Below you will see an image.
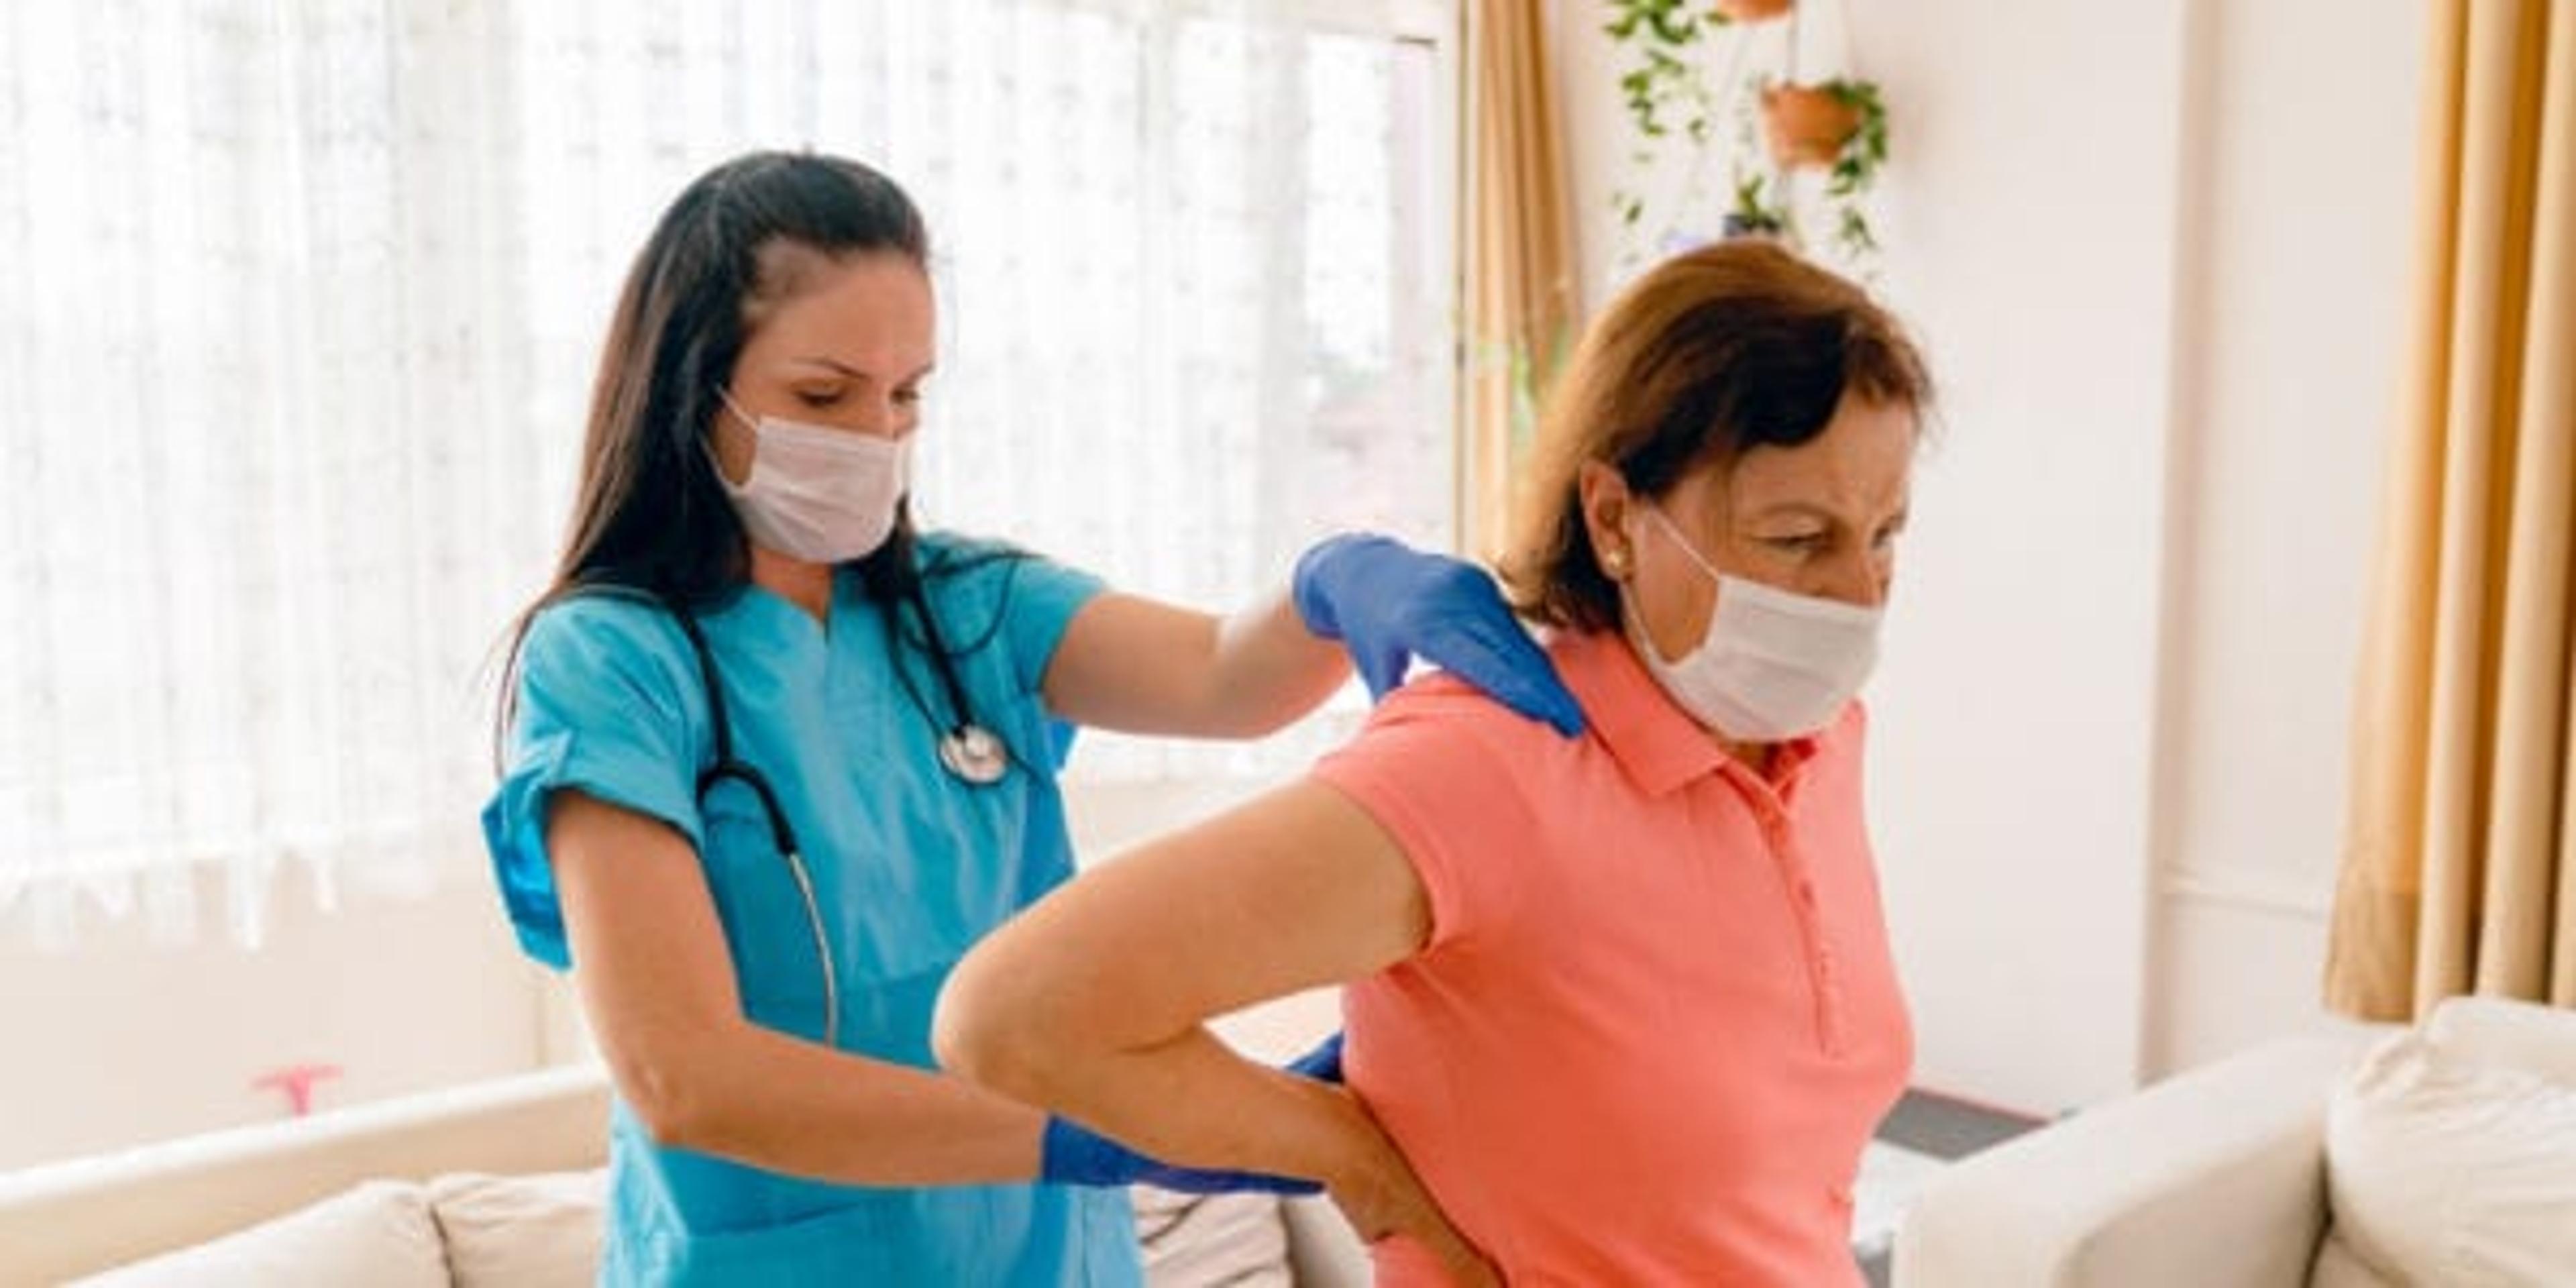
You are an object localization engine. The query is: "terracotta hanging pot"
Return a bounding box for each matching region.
[1761,83,1862,170]
[1714,0,1794,21]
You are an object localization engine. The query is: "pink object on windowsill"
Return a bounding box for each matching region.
[253,1063,343,1117]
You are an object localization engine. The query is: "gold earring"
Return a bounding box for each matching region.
[1601,547,1629,577]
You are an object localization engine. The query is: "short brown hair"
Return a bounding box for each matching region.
[1501,241,1931,632]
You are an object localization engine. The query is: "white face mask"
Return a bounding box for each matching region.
[712,391,911,564]
[1626,504,1883,741]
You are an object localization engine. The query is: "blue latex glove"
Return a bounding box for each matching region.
[1293,533,1585,737]
[1039,1117,1318,1195]
[1287,1030,1342,1083]
[1038,1031,1348,1195]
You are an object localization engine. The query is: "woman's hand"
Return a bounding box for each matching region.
[1318,1090,1501,1287]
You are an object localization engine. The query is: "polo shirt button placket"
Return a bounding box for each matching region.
[1815,943,1850,1057]
[1764,819,1847,1057]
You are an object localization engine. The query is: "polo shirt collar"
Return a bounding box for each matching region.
[1553,627,1823,799]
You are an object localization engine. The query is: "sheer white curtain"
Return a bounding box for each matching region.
[0,0,1456,947]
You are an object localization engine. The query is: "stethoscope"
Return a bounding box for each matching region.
[657,586,1009,1051]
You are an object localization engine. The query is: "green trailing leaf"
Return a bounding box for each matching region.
[1605,0,1704,50]
[1822,78,1890,188]
[1835,205,1878,259]
[1727,172,1788,235]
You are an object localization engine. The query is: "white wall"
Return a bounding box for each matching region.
[1558,0,2418,1113]
[2139,0,2418,1077]
[0,868,546,1171]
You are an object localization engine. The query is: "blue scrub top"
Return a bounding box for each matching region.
[481,533,1141,1287]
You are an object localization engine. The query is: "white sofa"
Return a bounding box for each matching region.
[0,1063,1369,1287]
[1895,997,2576,1287]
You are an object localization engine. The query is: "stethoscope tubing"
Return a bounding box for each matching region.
[650,584,999,1053]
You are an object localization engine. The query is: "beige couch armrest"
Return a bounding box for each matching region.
[1282,1193,1368,1288]
[1894,1024,2392,1288]
[0,1064,610,1285]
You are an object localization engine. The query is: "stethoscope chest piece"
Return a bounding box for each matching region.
[938,723,1010,786]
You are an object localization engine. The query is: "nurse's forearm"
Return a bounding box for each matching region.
[638,1020,1046,1186]
[1038,592,1347,738]
[1205,590,1355,731]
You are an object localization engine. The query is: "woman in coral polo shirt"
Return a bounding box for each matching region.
[935,240,1929,1286]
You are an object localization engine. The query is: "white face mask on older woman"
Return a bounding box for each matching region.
[1626,504,1882,742]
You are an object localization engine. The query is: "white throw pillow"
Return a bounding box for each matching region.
[2426,996,2576,1083]
[1133,1186,1293,1288]
[68,1180,448,1288]
[428,1168,604,1288]
[2325,1028,2576,1287]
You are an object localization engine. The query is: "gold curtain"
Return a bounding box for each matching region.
[2325,0,2576,1020]
[1459,0,1579,560]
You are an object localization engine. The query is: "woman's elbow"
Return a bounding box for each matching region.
[931,953,1064,1104]
[604,1034,724,1149]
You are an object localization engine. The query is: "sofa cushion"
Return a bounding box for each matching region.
[428,1168,604,1288]
[2325,1026,2576,1285]
[58,1163,1332,1287]
[2424,996,2576,1082]
[2308,1227,2400,1288]
[1133,1186,1293,1287]
[68,1179,447,1288]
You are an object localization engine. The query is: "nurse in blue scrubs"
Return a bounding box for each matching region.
[482,152,1580,1285]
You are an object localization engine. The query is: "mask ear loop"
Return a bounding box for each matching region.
[714,386,758,432]
[1627,503,1729,669]
[704,388,760,491]
[1640,503,1729,583]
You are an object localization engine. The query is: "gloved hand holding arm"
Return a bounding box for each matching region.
[1041,533,1578,745]
[1295,533,1584,736]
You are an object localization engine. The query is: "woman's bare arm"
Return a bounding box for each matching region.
[932,778,1495,1281]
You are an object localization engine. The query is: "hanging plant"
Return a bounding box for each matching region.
[1760,76,1886,258]
[1603,1,1891,268]
[1819,78,1889,257]
[1606,0,1719,146]
[1760,82,1861,168]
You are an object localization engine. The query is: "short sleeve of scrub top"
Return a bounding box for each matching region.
[482,596,710,971]
[922,535,1105,695]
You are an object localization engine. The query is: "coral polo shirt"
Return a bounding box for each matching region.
[1311,627,1913,1286]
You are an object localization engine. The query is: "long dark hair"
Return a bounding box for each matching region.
[494,152,954,755]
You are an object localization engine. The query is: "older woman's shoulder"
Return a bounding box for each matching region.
[1360,671,1579,754]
